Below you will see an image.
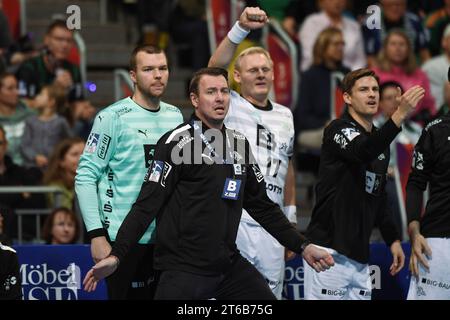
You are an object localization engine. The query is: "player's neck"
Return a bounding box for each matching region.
[132,91,160,111]
[194,112,223,130]
[243,94,268,108]
[349,108,373,132]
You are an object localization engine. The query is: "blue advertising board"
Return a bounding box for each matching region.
[13,243,412,300]
[14,245,107,300]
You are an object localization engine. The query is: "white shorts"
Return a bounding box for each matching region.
[236,221,285,299]
[303,245,372,300]
[407,237,450,300]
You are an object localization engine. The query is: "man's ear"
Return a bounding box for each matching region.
[343,92,351,105]
[129,70,137,85]
[233,69,241,84]
[190,92,199,109]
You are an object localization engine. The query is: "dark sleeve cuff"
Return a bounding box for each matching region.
[87,228,108,240]
[385,118,402,134]
[406,185,423,224]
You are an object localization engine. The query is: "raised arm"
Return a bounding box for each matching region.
[208,7,268,69]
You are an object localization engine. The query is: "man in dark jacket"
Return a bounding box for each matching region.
[83,67,334,299]
[304,68,424,300]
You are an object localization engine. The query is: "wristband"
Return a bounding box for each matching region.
[227,21,250,44]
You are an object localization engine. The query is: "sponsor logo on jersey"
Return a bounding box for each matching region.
[138,129,149,138]
[176,135,194,149]
[161,162,172,187]
[257,124,276,150]
[116,106,132,117]
[365,171,383,195]
[377,153,386,161]
[341,127,360,141]
[233,164,242,175]
[413,151,424,170]
[321,288,345,296]
[144,144,156,168]
[251,164,265,183]
[266,183,283,194]
[232,132,246,140]
[97,134,111,159]
[425,118,442,131]
[421,277,450,289]
[333,133,348,149]
[279,142,288,152]
[148,160,164,183]
[86,133,100,153]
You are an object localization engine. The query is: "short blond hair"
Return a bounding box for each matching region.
[234,47,273,71]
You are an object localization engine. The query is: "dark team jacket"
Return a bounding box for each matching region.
[306,111,401,264]
[16,54,83,101]
[110,115,307,275]
[0,244,21,300]
[406,113,450,238]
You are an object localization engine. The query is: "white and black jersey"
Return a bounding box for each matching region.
[406,113,450,237]
[224,91,295,224]
[0,243,21,300]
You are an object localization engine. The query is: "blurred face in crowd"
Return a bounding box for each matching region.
[0,75,19,108]
[130,52,169,100]
[234,53,274,106]
[386,33,409,65]
[60,142,84,175]
[344,76,380,119]
[191,74,230,128]
[320,0,346,17]
[34,87,52,110]
[51,211,76,244]
[442,34,450,56]
[0,130,8,162]
[380,86,399,118]
[325,32,345,64]
[72,100,96,121]
[45,26,74,60]
[382,0,406,23]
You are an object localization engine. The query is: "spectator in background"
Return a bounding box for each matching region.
[362,0,430,67]
[256,0,317,39]
[438,81,450,116]
[169,0,210,70]
[16,20,83,107]
[0,4,13,66]
[137,0,174,49]
[294,27,350,173]
[0,125,44,242]
[42,207,79,244]
[299,0,366,71]
[425,0,450,57]
[373,81,422,239]
[63,99,96,141]
[373,29,436,125]
[20,84,72,169]
[43,137,84,210]
[0,73,34,165]
[422,24,450,110]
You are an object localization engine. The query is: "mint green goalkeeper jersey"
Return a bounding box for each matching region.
[75,97,183,243]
